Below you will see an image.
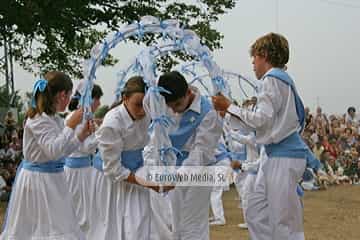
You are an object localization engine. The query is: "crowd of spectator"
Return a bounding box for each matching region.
[0,111,23,201]
[303,106,360,189]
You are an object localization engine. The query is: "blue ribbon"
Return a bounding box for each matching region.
[148,115,175,133]
[212,75,227,94]
[137,22,145,39]
[31,79,48,108]
[160,21,168,40]
[149,86,172,95]
[159,146,183,166]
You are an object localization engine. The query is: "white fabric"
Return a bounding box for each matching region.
[86,169,124,240]
[167,89,222,240]
[23,113,81,162]
[227,68,300,145]
[246,155,306,240]
[210,187,225,222]
[170,88,223,167]
[0,113,84,240]
[96,104,150,182]
[170,187,212,240]
[96,104,152,239]
[226,68,306,240]
[65,112,98,158]
[64,166,96,234]
[150,192,173,240]
[63,111,98,235]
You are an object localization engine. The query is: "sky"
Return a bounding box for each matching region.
[8,0,360,115]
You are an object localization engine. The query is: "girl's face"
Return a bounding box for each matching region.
[56,90,72,112]
[123,92,145,120]
[91,97,101,112]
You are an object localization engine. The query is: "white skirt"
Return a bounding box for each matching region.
[64,166,96,234]
[0,169,85,240]
[86,168,125,240]
[123,182,151,240]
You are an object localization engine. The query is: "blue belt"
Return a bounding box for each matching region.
[65,156,92,168]
[22,158,65,173]
[93,153,103,171]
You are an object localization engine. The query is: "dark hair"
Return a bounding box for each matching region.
[345,127,353,134]
[27,71,73,118]
[68,84,103,111]
[157,71,188,103]
[347,107,356,114]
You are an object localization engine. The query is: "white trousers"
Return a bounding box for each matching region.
[150,191,173,240]
[170,186,211,240]
[210,187,225,221]
[246,156,306,240]
[242,173,257,223]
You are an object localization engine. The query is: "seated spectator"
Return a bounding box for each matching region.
[0,169,11,201]
[345,106,360,126]
[313,141,324,160]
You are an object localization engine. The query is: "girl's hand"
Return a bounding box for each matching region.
[77,120,95,142]
[67,108,84,129]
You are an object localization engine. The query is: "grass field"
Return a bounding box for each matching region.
[0,185,359,239]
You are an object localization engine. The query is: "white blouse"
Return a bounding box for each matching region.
[96,104,151,182]
[23,113,81,163]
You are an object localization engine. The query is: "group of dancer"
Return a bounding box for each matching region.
[1,32,316,240]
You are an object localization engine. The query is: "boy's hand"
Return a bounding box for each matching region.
[212,94,231,112]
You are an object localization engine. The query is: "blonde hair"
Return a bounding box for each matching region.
[250,32,289,68]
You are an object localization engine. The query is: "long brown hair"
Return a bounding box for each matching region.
[120,76,146,103]
[27,71,73,118]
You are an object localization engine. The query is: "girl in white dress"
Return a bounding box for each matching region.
[95,76,161,240]
[64,83,103,235]
[0,71,93,240]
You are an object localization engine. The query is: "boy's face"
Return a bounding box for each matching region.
[167,89,192,113]
[252,55,268,80]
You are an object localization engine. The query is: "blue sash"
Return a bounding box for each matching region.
[65,156,92,168]
[263,68,305,132]
[169,96,212,166]
[93,149,144,172]
[93,152,103,171]
[121,149,144,172]
[2,157,65,232]
[215,143,247,163]
[263,69,320,170]
[265,132,320,170]
[22,158,65,173]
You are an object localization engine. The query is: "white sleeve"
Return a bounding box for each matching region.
[78,134,98,154]
[31,118,81,160]
[65,116,98,155]
[96,125,131,182]
[181,110,223,166]
[227,77,283,129]
[237,133,256,146]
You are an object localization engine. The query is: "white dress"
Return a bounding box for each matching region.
[0,113,85,240]
[95,104,152,240]
[63,111,98,235]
